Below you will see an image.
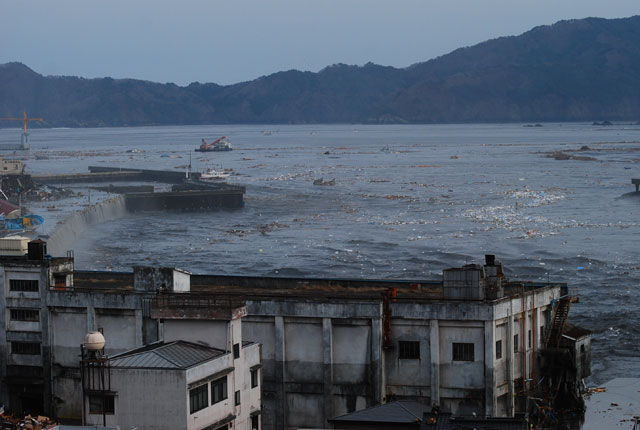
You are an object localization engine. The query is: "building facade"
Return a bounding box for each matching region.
[0,246,589,430]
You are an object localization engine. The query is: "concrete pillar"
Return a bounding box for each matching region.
[370,317,384,404]
[322,318,333,425]
[506,311,515,416]
[274,316,286,430]
[429,319,440,407]
[484,320,496,416]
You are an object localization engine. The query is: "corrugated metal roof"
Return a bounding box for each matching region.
[109,341,226,369]
[331,401,430,424]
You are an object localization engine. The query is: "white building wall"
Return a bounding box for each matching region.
[86,368,187,430]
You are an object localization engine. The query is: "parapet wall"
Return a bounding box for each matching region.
[47,196,127,257]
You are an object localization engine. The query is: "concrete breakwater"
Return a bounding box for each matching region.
[47,196,127,257]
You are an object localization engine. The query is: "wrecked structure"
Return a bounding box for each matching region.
[0,246,590,430]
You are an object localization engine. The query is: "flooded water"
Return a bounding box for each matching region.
[2,122,639,385]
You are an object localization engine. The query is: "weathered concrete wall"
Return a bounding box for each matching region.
[47,196,126,257]
[87,368,186,430]
[164,319,229,350]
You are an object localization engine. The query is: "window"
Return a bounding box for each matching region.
[452,343,474,361]
[211,376,228,404]
[53,274,67,287]
[235,390,240,406]
[540,326,545,344]
[251,368,259,388]
[233,343,240,359]
[528,330,532,349]
[496,340,502,360]
[398,341,420,359]
[189,384,208,414]
[89,395,115,414]
[9,279,39,292]
[10,309,39,322]
[251,415,259,430]
[514,334,519,353]
[11,342,40,355]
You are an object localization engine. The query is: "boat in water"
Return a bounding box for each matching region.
[200,167,230,181]
[195,136,232,152]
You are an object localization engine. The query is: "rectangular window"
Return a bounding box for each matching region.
[53,274,67,287]
[10,309,39,322]
[11,342,41,355]
[452,342,474,361]
[514,334,519,353]
[251,415,259,430]
[9,279,39,292]
[235,390,240,406]
[540,326,545,344]
[211,376,228,405]
[189,384,208,414]
[398,341,420,359]
[251,368,259,388]
[528,329,532,349]
[233,343,240,359]
[89,395,115,414]
[496,340,502,360]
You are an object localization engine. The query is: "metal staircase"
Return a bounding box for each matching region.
[545,296,571,347]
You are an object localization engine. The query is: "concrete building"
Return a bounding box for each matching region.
[0,246,589,430]
[83,339,261,430]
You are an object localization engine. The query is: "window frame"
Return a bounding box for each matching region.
[452,342,475,362]
[189,383,209,414]
[233,343,240,359]
[10,308,40,322]
[211,376,228,405]
[398,340,420,360]
[11,341,41,355]
[88,394,115,415]
[251,368,259,388]
[9,279,39,292]
[495,339,502,360]
[514,334,519,353]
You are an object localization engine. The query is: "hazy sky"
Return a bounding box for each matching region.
[1,1,638,86]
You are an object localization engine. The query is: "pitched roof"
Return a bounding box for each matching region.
[109,340,226,369]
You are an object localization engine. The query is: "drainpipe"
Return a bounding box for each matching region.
[521,286,526,392]
[532,287,536,385]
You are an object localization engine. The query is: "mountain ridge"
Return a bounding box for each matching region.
[1,15,640,127]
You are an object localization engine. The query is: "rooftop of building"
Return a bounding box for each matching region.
[330,400,528,429]
[108,340,226,370]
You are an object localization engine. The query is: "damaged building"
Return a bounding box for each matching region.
[0,243,590,430]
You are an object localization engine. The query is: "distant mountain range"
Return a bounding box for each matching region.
[2,15,640,127]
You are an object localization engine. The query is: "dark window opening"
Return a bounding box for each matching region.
[528,329,532,349]
[251,369,259,388]
[233,343,240,359]
[398,341,420,359]
[10,309,39,322]
[88,395,115,414]
[11,342,41,355]
[540,326,545,344]
[514,334,519,353]
[235,390,240,406]
[211,376,228,405]
[496,340,502,360]
[53,274,67,287]
[189,384,208,414]
[251,415,259,430]
[452,342,474,361]
[9,279,39,292]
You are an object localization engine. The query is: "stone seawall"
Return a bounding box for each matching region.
[47,196,127,257]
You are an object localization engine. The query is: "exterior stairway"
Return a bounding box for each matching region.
[545,297,571,348]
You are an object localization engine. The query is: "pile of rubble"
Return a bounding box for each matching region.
[0,413,57,429]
